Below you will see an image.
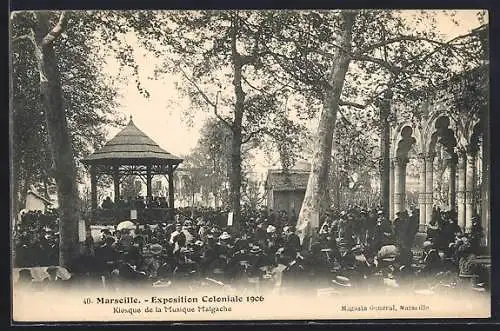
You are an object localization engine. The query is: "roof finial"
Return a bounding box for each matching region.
[129,115,133,123]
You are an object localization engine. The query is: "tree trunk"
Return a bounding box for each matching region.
[229,15,244,232]
[10,31,18,267]
[19,167,31,211]
[296,11,356,244]
[379,89,392,218]
[33,11,80,268]
[230,119,243,232]
[330,156,341,210]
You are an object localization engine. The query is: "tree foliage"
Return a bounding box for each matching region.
[117,10,309,227]
[120,176,143,201]
[11,11,127,212]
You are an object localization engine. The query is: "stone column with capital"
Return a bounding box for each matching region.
[400,158,408,210]
[457,151,467,230]
[418,153,427,231]
[448,156,458,211]
[465,151,477,232]
[393,157,402,217]
[481,114,490,250]
[389,159,395,222]
[425,153,435,226]
[393,156,408,217]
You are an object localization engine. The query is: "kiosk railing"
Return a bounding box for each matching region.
[89,208,174,225]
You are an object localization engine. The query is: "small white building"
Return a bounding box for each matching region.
[25,190,53,213]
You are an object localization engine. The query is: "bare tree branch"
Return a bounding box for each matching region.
[346,38,461,109]
[177,66,215,107]
[240,52,270,67]
[242,127,267,144]
[40,11,70,48]
[352,54,402,74]
[241,75,276,96]
[213,91,234,131]
[339,100,367,109]
[358,28,482,55]
[11,34,36,45]
[177,65,234,130]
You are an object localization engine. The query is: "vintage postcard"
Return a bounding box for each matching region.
[10,9,490,322]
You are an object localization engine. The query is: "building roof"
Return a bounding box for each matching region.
[27,190,53,205]
[267,160,311,173]
[82,117,183,165]
[266,161,311,191]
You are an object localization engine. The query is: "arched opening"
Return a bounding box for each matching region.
[392,125,417,218]
[425,115,458,228]
[464,122,483,233]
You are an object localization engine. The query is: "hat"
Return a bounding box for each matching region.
[250,246,262,254]
[332,275,351,287]
[219,232,231,240]
[149,244,163,255]
[266,225,276,233]
[377,210,384,215]
[212,268,225,274]
[422,241,433,249]
[340,211,346,216]
[153,280,172,288]
[381,257,396,263]
[351,245,363,253]
[194,240,204,246]
[180,247,194,254]
[46,266,59,275]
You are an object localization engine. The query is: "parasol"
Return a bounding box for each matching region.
[117,220,135,231]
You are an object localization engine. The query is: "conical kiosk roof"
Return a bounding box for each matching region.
[82,117,182,165]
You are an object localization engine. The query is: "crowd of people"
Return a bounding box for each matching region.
[101,196,170,210]
[14,209,59,267]
[14,204,488,294]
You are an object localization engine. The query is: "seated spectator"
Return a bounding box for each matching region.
[420,241,442,274]
[102,197,114,209]
[159,197,168,208]
[17,269,34,288]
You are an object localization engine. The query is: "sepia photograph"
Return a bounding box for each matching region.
[10,9,491,322]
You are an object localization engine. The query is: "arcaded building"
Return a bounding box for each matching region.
[388,65,489,247]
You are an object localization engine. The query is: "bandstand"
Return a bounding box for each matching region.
[82,116,183,224]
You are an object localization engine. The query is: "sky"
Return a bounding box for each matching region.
[101,9,487,176]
